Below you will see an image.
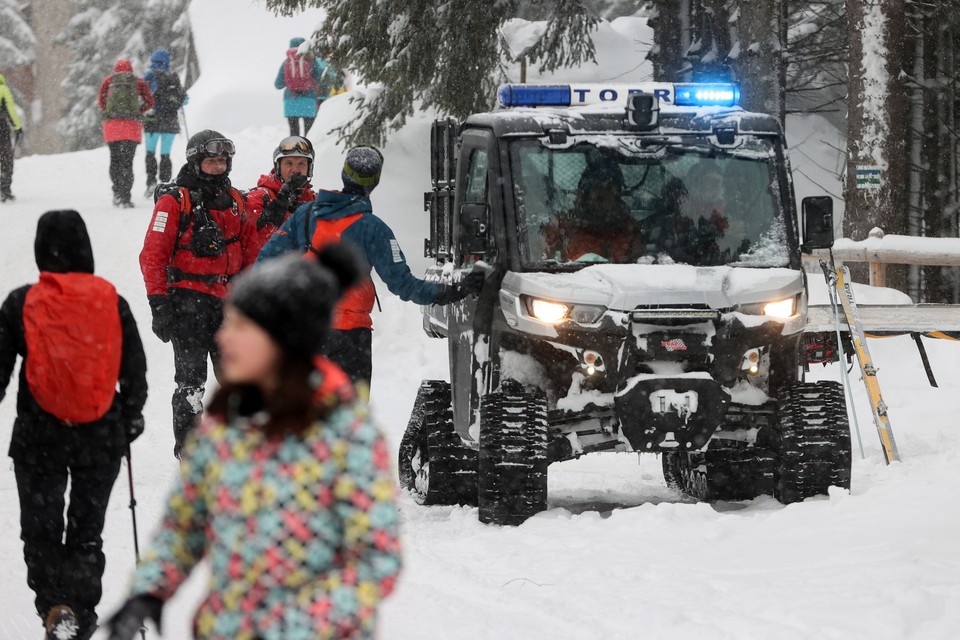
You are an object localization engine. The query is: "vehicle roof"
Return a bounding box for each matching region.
[463,105,783,138]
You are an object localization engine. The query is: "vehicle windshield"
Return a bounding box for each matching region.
[510,136,790,269]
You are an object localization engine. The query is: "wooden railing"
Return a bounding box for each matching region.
[803,227,960,287]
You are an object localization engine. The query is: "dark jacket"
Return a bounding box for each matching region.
[0,211,148,466]
[257,189,443,330]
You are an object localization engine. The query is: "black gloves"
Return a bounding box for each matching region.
[126,415,145,443]
[14,129,23,148]
[257,198,288,230]
[148,295,174,343]
[276,173,309,209]
[434,266,486,305]
[107,595,163,640]
[259,174,309,230]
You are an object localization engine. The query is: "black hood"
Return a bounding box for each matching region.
[175,164,235,209]
[34,210,94,274]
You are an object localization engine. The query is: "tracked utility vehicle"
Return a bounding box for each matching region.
[398,82,850,525]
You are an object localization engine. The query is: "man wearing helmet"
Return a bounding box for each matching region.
[139,129,260,458]
[245,135,317,253]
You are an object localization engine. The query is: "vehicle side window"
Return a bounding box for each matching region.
[464,148,489,204]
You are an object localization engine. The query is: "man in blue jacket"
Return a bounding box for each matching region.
[258,146,483,384]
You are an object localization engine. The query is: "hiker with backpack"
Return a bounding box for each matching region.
[140,129,260,458]
[98,59,154,208]
[143,49,188,196]
[257,146,485,385]
[0,210,148,640]
[245,135,317,253]
[106,247,401,640]
[275,37,327,137]
[0,72,24,202]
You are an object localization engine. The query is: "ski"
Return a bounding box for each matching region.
[832,264,901,464]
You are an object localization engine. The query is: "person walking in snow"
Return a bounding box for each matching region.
[98,59,154,208]
[106,246,402,640]
[275,37,327,137]
[245,134,317,254]
[0,72,24,202]
[140,129,259,458]
[258,146,485,385]
[142,49,187,196]
[0,210,148,640]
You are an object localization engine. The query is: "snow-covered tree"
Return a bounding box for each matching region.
[0,0,36,69]
[57,0,192,150]
[266,0,599,145]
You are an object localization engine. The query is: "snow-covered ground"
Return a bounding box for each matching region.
[1,2,959,639]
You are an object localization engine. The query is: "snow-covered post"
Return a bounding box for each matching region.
[845,0,909,290]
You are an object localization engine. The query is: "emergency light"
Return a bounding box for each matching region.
[497,82,741,109]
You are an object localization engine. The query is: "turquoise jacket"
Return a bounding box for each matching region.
[275,37,328,118]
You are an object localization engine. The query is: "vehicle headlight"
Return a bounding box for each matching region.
[738,296,797,319]
[762,298,796,318]
[527,298,570,324]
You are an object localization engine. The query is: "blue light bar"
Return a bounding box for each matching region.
[497,84,571,107]
[673,83,740,107]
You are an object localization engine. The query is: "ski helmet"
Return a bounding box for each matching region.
[186,129,235,180]
[273,136,315,180]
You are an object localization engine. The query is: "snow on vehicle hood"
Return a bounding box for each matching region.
[503,264,802,310]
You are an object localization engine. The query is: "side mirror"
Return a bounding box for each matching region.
[801,196,834,252]
[459,203,489,255]
[626,93,659,130]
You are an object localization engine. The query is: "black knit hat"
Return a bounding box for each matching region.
[229,244,366,359]
[341,146,383,195]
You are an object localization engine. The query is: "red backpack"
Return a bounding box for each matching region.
[284,49,318,94]
[23,272,122,424]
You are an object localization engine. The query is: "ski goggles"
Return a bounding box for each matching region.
[277,136,314,156]
[188,138,236,158]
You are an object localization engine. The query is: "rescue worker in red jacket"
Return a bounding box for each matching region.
[245,135,317,254]
[97,59,154,208]
[139,129,259,458]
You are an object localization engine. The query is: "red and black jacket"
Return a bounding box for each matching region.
[140,166,260,299]
[245,170,316,255]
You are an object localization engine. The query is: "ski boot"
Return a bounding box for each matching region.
[45,604,79,640]
[0,191,13,202]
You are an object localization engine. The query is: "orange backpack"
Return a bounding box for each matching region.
[23,272,122,424]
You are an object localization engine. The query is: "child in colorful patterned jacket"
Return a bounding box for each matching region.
[107,244,402,640]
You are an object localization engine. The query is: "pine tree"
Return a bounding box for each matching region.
[0,0,36,69]
[266,0,599,145]
[56,0,191,150]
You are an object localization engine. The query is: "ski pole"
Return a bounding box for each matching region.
[125,449,148,640]
[821,257,865,459]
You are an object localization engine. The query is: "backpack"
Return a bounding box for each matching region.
[104,72,141,120]
[284,49,318,95]
[153,71,184,114]
[155,184,245,259]
[23,272,122,424]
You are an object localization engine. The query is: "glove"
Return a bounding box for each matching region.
[148,295,174,343]
[433,267,486,305]
[14,129,23,148]
[126,415,145,444]
[276,173,309,209]
[257,198,288,230]
[107,595,163,640]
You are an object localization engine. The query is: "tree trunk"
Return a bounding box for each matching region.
[649,0,686,81]
[845,0,909,292]
[737,0,785,123]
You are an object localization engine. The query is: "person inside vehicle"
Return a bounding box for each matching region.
[542,162,643,263]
